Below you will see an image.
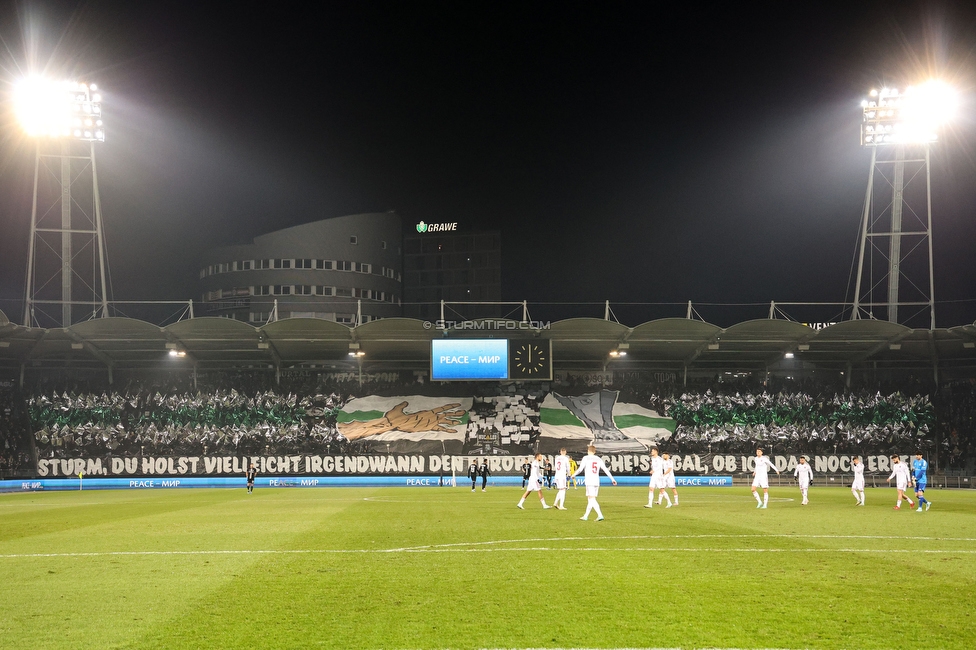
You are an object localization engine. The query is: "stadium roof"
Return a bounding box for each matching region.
[1,309,974,376]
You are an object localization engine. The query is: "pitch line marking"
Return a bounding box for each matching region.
[2,547,975,559]
[2,533,974,559]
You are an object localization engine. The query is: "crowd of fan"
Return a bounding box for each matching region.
[2,371,973,471]
[0,385,34,476]
[936,379,976,471]
[660,389,933,458]
[29,387,347,458]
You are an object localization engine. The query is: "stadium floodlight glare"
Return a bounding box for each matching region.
[13,76,105,141]
[861,80,957,146]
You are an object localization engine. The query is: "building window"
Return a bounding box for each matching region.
[381,241,387,249]
[336,314,355,324]
[315,260,333,270]
[337,261,352,271]
[355,262,371,273]
[258,259,271,270]
[255,285,271,296]
[314,286,334,296]
[240,260,253,270]
[199,269,206,279]
[336,287,352,298]
[273,259,292,269]
[273,285,293,295]
[296,285,312,295]
[295,258,312,269]
[350,236,358,245]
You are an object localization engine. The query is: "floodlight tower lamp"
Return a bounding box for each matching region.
[18,76,110,328]
[853,79,954,329]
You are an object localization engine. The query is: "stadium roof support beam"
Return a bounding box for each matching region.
[65,329,115,383]
[684,334,720,367]
[764,330,818,367]
[160,328,198,367]
[851,329,914,364]
[257,333,282,383]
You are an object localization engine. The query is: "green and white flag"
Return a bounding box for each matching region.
[337,396,472,442]
[540,390,674,448]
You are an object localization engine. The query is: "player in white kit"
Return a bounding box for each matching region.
[851,456,865,506]
[644,447,670,508]
[517,453,550,510]
[751,448,780,508]
[573,444,616,521]
[662,452,679,506]
[886,455,914,510]
[552,448,571,510]
[793,456,813,505]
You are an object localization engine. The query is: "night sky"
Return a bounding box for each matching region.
[1,1,975,327]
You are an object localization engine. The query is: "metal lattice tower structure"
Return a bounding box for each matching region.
[18,80,109,328]
[852,83,954,330]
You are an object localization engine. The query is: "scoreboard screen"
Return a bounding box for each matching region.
[430,339,551,381]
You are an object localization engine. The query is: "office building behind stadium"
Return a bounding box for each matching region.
[198,212,402,325]
[403,223,501,322]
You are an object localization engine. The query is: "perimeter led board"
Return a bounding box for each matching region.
[431,339,508,380]
[430,339,552,381]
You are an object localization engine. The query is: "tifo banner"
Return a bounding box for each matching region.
[336,395,472,453]
[34,452,904,478]
[337,396,471,439]
[540,390,675,453]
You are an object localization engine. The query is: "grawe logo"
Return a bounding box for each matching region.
[416,221,458,233]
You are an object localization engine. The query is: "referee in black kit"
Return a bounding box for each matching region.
[246,462,257,493]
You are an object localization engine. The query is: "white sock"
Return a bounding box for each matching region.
[657,494,663,505]
[763,493,768,505]
[647,492,654,507]
[801,488,808,501]
[583,499,594,519]
[673,494,679,505]
[852,488,859,500]
[859,492,865,504]
[593,501,604,518]
[662,492,672,506]
[518,499,524,506]
[754,492,762,504]
[897,499,902,507]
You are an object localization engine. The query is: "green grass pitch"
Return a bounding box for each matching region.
[1,484,974,649]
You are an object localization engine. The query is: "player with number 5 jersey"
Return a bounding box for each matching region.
[573,445,616,521]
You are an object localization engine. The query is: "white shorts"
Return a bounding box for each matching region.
[798,479,810,489]
[650,475,664,489]
[665,476,676,489]
[585,485,600,498]
[555,476,567,490]
[527,479,542,492]
[896,480,909,491]
[852,477,864,491]
[752,477,769,489]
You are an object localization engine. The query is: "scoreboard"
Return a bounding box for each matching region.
[430,339,552,381]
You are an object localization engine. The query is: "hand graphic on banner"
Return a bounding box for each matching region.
[338,402,467,440]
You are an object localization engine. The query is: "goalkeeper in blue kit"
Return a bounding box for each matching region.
[912,453,931,512]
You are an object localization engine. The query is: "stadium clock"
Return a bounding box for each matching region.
[509,340,551,380]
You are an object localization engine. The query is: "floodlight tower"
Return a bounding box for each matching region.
[852,81,956,329]
[15,78,109,327]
